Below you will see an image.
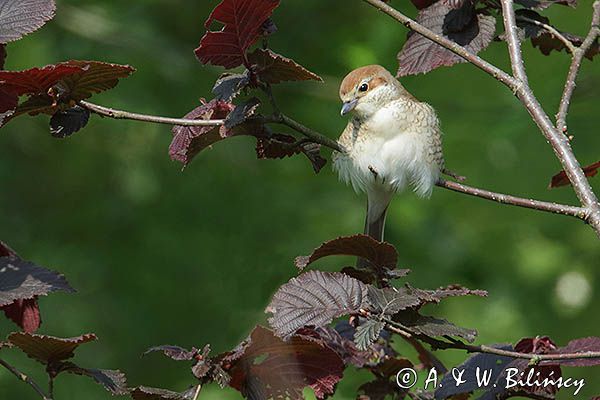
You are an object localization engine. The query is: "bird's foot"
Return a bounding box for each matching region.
[443,168,467,182]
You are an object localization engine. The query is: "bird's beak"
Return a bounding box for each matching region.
[340,99,358,116]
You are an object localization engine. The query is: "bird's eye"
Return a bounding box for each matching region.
[358,83,368,92]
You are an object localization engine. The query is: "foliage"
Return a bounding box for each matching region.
[0,0,599,399]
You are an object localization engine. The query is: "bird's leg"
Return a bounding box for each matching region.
[442,168,467,182]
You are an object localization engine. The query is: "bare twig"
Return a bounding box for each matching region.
[499,0,600,237]
[383,320,600,363]
[515,15,577,54]
[263,114,346,153]
[79,100,225,127]
[192,384,202,400]
[0,358,52,400]
[80,100,344,153]
[556,1,600,134]
[437,179,587,218]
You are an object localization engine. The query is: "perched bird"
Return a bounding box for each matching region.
[333,65,446,242]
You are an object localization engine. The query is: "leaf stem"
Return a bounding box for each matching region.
[0,358,52,400]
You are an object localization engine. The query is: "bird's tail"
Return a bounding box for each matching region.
[357,190,392,268]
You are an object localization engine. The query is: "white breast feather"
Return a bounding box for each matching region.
[334,99,441,199]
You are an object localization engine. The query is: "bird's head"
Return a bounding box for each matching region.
[339,65,407,118]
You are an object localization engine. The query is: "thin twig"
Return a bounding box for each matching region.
[263,114,346,153]
[192,384,202,400]
[437,179,587,218]
[360,0,518,89]
[515,15,577,54]
[499,0,600,237]
[0,358,52,400]
[80,100,344,154]
[79,100,225,127]
[383,321,600,363]
[556,0,600,134]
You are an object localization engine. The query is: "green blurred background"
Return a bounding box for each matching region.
[0,0,598,398]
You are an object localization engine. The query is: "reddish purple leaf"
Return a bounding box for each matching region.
[65,366,129,395]
[0,0,56,43]
[0,64,83,96]
[195,0,281,69]
[8,332,97,364]
[549,160,600,188]
[542,337,600,367]
[266,270,369,338]
[256,133,327,173]
[2,297,41,333]
[224,326,344,400]
[169,99,236,165]
[295,234,398,271]
[0,241,17,257]
[397,2,496,76]
[247,49,322,84]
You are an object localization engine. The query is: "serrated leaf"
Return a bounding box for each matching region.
[224,326,344,400]
[50,105,90,138]
[212,72,250,102]
[367,286,422,315]
[255,133,327,173]
[1,61,134,125]
[266,270,369,338]
[143,345,198,361]
[53,60,135,101]
[532,32,599,60]
[65,365,128,396]
[0,256,75,307]
[0,0,56,44]
[295,234,398,271]
[354,319,385,351]
[169,99,235,166]
[396,309,477,342]
[542,337,600,367]
[2,297,40,333]
[224,97,260,129]
[398,2,496,76]
[195,0,281,69]
[247,49,322,84]
[0,64,83,97]
[9,332,97,364]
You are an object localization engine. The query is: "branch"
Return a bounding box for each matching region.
[499,0,600,237]
[437,179,587,218]
[266,114,346,153]
[383,320,600,363]
[360,0,518,89]
[500,0,529,84]
[0,358,52,400]
[515,15,577,54]
[79,100,225,127]
[556,0,600,134]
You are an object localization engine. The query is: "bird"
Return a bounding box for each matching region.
[333,64,449,242]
